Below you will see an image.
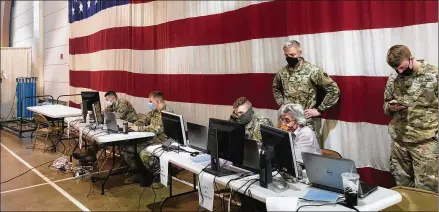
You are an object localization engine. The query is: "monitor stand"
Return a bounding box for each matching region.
[204,129,235,177]
[260,147,274,188]
[260,152,291,192]
[204,166,235,177]
[259,148,295,192]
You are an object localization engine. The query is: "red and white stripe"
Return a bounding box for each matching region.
[68,0,439,188]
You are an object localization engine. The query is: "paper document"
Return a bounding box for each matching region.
[159,153,171,187]
[198,172,215,211]
[191,154,210,163]
[266,197,298,211]
[303,188,340,202]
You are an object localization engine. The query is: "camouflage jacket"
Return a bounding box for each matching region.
[103,99,137,123]
[229,112,273,143]
[272,61,340,129]
[134,105,173,142]
[384,62,438,143]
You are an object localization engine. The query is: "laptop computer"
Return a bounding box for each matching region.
[187,122,208,153]
[104,112,123,133]
[302,152,378,198]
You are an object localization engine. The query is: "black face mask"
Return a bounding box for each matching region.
[286,57,300,67]
[238,107,254,124]
[395,68,414,76]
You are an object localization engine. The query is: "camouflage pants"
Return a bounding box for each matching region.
[120,140,151,170]
[139,139,163,175]
[389,138,438,192]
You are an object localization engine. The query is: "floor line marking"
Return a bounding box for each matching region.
[1,143,90,211]
[1,169,113,194]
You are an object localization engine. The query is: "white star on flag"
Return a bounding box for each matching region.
[72,7,75,15]
[79,2,83,12]
[87,0,91,9]
[95,0,98,5]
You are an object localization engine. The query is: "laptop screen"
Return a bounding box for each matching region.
[187,122,208,152]
[302,152,356,193]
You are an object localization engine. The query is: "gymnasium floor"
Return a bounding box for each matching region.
[0,130,235,211]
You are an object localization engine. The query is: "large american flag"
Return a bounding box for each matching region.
[68,0,438,188]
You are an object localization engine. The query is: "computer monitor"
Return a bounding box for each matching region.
[260,124,298,190]
[92,101,103,125]
[161,111,187,146]
[204,118,245,177]
[240,139,261,173]
[81,91,100,122]
[187,122,208,153]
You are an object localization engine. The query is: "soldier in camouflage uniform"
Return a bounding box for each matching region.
[122,91,173,184]
[130,91,174,179]
[272,40,340,135]
[104,91,137,123]
[384,45,438,192]
[229,97,273,144]
[74,91,138,175]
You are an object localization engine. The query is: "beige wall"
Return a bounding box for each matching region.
[7,1,72,98]
[43,1,69,100]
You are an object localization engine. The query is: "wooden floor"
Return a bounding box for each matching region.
[0,129,236,211]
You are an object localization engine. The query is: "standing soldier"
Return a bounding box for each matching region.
[272,40,340,138]
[384,45,438,192]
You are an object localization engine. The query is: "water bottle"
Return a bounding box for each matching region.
[123,121,128,134]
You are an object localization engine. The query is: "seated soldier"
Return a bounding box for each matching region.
[72,91,137,164]
[230,98,273,212]
[278,103,322,163]
[229,97,273,144]
[130,91,173,185]
[104,91,137,123]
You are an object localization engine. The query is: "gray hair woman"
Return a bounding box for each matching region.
[278,104,322,163]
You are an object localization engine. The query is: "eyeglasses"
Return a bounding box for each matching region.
[281,119,295,125]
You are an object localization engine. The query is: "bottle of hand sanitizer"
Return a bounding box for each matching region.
[85,111,91,125]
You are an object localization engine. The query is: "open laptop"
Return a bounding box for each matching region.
[187,122,208,153]
[302,152,378,198]
[104,112,123,133]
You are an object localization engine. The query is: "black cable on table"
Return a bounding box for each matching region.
[88,131,106,140]
[230,178,260,206]
[337,202,360,212]
[243,178,259,196]
[222,171,253,209]
[295,201,342,212]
